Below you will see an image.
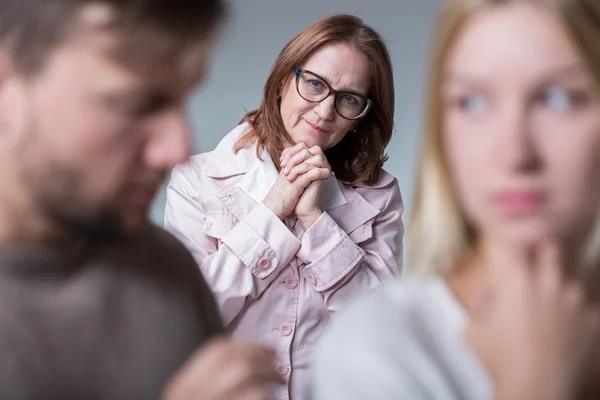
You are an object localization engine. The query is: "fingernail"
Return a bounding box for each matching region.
[284,167,288,174]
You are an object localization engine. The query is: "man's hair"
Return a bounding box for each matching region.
[0,0,226,74]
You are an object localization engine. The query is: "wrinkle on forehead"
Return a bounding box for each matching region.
[303,43,370,95]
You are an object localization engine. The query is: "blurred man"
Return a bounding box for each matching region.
[0,1,279,398]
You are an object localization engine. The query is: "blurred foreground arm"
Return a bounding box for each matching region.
[162,339,283,400]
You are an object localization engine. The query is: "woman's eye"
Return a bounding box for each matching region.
[539,88,588,111]
[458,95,487,114]
[545,88,570,110]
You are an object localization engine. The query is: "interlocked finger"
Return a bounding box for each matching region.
[286,161,319,182]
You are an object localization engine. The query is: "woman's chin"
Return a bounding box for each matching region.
[486,218,555,249]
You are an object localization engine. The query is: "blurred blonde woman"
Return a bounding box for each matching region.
[312,1,600,399]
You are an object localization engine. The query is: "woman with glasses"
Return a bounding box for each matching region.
[163,14,403,400]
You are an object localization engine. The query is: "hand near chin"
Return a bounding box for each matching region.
[465,240,600,400]
[262,142,332,225]
[279,142,333,230]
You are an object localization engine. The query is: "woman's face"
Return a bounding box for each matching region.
[443,2,600,249]
[279,43,371,150]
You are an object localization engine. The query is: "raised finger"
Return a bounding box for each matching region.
[536,239,562,297]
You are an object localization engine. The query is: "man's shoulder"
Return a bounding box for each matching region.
[125,223,224,332]
[126,224,195,273]
[128,224,213,290]
[141,223,196,257]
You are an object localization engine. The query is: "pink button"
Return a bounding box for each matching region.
[258,257,271,270]
[308,273,318,286]
[279,322,293,336]
[276,363,289,376]
[284,276,298,289]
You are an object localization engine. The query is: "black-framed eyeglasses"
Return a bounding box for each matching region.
[293,67,372,120]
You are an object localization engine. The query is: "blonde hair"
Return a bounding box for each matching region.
[409,0,600,275]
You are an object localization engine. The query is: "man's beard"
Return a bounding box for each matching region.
[15,104,147,245]
[24,161,134,245]
[43,200,128,245]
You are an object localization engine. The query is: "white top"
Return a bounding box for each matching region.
[311,277,493,400]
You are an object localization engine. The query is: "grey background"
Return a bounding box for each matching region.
[149,0,442,248]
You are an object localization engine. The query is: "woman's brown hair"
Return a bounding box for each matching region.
[235,14,395,186]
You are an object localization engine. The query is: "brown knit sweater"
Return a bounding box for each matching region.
[0,223,223,399]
